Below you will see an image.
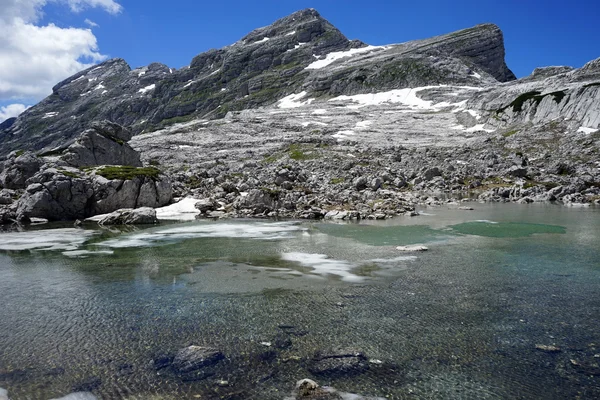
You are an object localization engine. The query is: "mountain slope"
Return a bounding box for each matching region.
[0,9,514,157]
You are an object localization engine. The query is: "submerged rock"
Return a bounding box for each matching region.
[171,345,224,373]
[308,348,369,376]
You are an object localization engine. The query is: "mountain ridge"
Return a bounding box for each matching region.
[1,9,515,157]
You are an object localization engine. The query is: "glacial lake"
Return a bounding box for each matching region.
[1,203,599,399]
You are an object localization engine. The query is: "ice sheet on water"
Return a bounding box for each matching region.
[0,229,97,251]
[281,252,364,282]
[98,222,304,248]
[62,249,114,258]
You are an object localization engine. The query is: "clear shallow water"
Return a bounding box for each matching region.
[0,203,599,399]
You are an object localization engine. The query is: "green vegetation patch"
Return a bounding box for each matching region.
[329,177,345,184]
[94,166,161,181]
[502,129,519,138]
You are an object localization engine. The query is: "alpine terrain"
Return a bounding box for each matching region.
[1,8,599,222]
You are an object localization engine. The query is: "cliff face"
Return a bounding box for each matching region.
[0,10,516,157]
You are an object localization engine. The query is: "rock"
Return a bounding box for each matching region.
[97,207,157,225]
[423,167,442,181]
[324,210,348,220]
[195,199,217,213]
[296,378,319,397]
[61,121,141,168]
[234,188,278,214]
[0,189,15,205]
[0,388,8,400]
[0,152,42,189]
[507,166,528,178]
[370,177,382,190]
[535,344,561,353]
[171,346,224,373]
[308,348,369,376]
[15,168,172,221]
[396,245,428,252]
[153,353,174,370]
[353,176,367,190]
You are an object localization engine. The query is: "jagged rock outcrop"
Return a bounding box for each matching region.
[0,152,42,189]
[15,167,172,221]
[60,120,141,167]
[0,10,516,157]
[1,121,173,222]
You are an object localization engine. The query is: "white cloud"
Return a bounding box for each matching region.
[63,0,123,15]
[0,104,29,122]
[84,18,99,28]
[0,0,123,102]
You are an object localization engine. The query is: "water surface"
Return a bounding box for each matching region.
[1,203,599,399]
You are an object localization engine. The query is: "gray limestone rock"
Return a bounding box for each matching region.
[97,207,157,225]
[0,152,42,189]
[171,346,224,373]
[61,121,141,168]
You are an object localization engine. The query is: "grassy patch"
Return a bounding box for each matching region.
[94,166,161,181]
[15,150,25,157]
[329,177,345,184]
[288,144,318,161]
[502,129,519,138]
[58,169,80,179]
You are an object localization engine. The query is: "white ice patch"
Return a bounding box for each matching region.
[464,124,495,133]
[98,222,303,248]
[42,112,59,119]
[306,46,387,70]
[312,109,327,115]
[471,71,482,79]
[281,252,364,282]
[155,197,201,221]
[209,68,221,76]
[474,220,499,224]
[255,37,270,44]
[183,80,194,88]
[88,77,97,82]
[62,249,114,258]
[278,91,315,108]
[355,120,372,129]
[71,75,86,83]
[301,121,328,127]
[329,87,438,109]
[332,130,355,140]
[0,229,97,252]
[286,31,296,36]
[93,83,105,91]
[138,84,156,94]
[577,126,597,134]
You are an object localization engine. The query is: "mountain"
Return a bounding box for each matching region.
[1,9,515,156]
[1,8,600,223]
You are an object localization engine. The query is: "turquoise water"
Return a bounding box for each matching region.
[0,203,599,399]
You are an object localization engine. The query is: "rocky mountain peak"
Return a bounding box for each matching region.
[1,10,523,158]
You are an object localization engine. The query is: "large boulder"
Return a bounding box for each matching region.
[98,207,157,225]
[0,151,42,189]
[15,167,172,221]
[61,121,141,168]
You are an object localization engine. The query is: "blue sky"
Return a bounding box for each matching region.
[1,0,599,120]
